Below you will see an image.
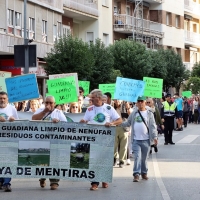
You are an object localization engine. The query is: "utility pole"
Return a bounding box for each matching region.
[132,0,143,42]
[24,0,29,74]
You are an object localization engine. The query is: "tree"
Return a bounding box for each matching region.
[89,39,115,89]
[148,49,167,80]
[111,39,153,80]
[44,35,95,80]
[191,62,200,77]
[185,77,200,94]
[161,49,188,93]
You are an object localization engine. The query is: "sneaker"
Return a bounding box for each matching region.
[90,184,98,191]
[169,142,175,145]
[3,185,12,192]
[119,161,124,168]
[50,183,58,190]
[40,180,46,188]
[142,174,149,180]
[126,159,131,165]
[102,182,108,188]
[164,142,168,145]
[133,174,139,182]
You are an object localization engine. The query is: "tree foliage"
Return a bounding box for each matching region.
[89,39,114,89]
[185,77,200,94]
[191,62,200,77]
[111,39,152,80]
[44,35,94,80]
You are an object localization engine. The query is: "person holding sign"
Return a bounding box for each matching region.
[32,95,67,190]
[80,89,122,191]
[120,96,157,182]
[0,91,19,192]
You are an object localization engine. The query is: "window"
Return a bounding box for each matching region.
[53,22,62,42]
[57,22,62,38]
[175,15,180,28]
[53,25,57,42]
[166,12,172,26]
[29,17,35,39]
[42,20,47,42]
[176,48,181,55]
[7,9,14,34]
[103,33,109,46]
[86,32,94,43]
[193,24,197,33]
[15,12,22,36]
[63,25,71,36]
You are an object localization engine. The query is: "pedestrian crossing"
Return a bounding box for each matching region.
[176,135,199,144]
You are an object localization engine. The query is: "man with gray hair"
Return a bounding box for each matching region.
[32,95,67,190]
[80,89,122,191]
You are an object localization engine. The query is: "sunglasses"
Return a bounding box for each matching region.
[45,102,54,105]
[72,106,78,108]
[146,102,151,104]
[137,100,144,103]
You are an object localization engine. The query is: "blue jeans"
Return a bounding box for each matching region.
[132,140,150,176]
[0,178,11,186]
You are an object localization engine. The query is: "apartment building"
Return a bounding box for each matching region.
[113,0,200,71]
[0,0,113,96]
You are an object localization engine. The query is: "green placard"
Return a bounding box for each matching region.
[143,77,163,98]
[0,71,11,92]
[182,91,192,98]
[99,84,116,99]
[78,81,90,96]
[47,76,78,104]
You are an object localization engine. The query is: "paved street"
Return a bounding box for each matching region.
[1,123,200,200]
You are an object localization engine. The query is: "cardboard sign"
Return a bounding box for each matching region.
[0,71,11,92]
[114,77,145,102]
[49,73,79,96]
[99,84,116,99]
[143,77,163,98]
[5,74,39,103]
[47,76,77,104]
[182,91,192,98]
[78,81,90,96]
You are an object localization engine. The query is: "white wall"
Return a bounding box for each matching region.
[161,25,184,48]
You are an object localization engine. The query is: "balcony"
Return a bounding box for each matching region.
[63,0,99,18]
[184,0,200,17]
[185,30,200,47]
[113,14,164,38]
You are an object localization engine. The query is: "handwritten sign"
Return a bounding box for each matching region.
[47,76,77,104]
[5,74,39,103]
[49,73,79,96]
[78,81,90,96]
[99,84,116,99]
[0,71,11,92]
[182,91,192,98]
[114,77,145,102]
[143,77,163,98]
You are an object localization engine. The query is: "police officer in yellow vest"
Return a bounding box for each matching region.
[161,94,177,145]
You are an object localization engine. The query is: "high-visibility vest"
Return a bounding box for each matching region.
[163,101,176,117]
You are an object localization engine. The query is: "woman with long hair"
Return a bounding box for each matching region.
[69,102,82,113]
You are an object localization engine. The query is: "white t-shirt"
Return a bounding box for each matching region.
[34,108,67,122]
[0,104,19,120]
[133,110,149,140]
[83,103,120,125]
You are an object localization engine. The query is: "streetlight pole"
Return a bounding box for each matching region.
[132,0,143,41]
[24,0,29,74]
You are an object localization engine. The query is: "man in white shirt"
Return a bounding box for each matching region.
[121,96,157,182]
[32,95,67,190]
[80,89,122,191]
[0,91,19,192]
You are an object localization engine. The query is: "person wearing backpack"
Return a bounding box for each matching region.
[183,97,190,128]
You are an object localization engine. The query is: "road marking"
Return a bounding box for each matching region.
[177,135,199,144]
[152,153,171,200]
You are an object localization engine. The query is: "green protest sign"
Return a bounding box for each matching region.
[182,91,192,98]
[0,71,11,92]
[99,84,116,98]
[78,81,90,96]
[143,77,163,98]
[47,76,77,104]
